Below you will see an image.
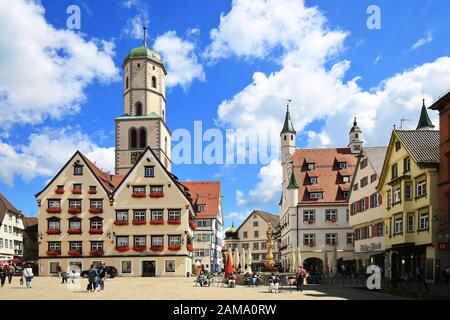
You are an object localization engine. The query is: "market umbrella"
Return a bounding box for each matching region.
[225,253,233,278]
[8,258,23,264]
[330,246,338,274]
[241,248,247,272]
[246,247,252,273]
[233,248,240,273]
[194,260,202,276]
[297,249,303,268]
[323,249,329,273]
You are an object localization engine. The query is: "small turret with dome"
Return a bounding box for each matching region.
[224,223,239,240]
[123,26,165,69]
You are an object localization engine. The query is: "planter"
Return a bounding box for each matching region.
[89,228,103,234]
[326,219,337,223]
[132,220,147,225]
[46,250,61,256]
[67,228,82,235]
[68,250,82,256]
[307,243,316,248]
[189,221,196,230]
[149,220,164,225]
[306,220,315,224]
[89,250,104,257]
[46,208,61,214]
[150,246,164,252]
[47,229,61,235]
[88,190,97,195]
[167,219,181,225]
[89,208,103,214]
[132,246,146,252]
[132,192,146,198]
[68,208,81,214]
[149,192,164,198]
[55,189,64,194]
[71,189,82,194]
[114,220,129,226]
[168,245,182,251]
[187,244,194,252]
[115,246,130,252]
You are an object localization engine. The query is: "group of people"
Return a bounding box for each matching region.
[56,262,108,293]
[0,263,34,288]
[268,266,309,293]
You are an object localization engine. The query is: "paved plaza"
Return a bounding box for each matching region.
[0,276,407,300]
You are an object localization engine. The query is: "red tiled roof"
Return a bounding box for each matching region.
[291,148,356,205]
[180,181,221,219]
[0,193,22,223]
[24,217,38,227]
[79,153,116,192]
[110,174,125,188]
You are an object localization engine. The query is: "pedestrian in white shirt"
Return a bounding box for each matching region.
[22,264,34,288]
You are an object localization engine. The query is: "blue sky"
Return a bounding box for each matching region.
[1,0,450,231]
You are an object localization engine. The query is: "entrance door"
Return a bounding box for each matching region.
[142,261,156,277]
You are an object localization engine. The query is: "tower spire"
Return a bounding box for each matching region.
[143,25,148,47]
[281,101,296,135]
[416,99,435,130]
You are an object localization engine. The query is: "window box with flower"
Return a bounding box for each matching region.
[132,246,146,252]
[167,219,181,225]
[115,246,130,252]
[68,228,82,235]
[326,219,337,223]
[149,192,164,198]
[68,208,81,214]
[187,244,194,252]
[89,250,104,257]
[46,250,61,256]
[305,220,315,224]
[47,229,61,235]
[131,192,146,198]
[150,245,164,252]
[168,245,182,251]
[89,208,103,214]
[55,188,64,194]
[71,189,82,194]
[150,220,164,225]
[68,250,82,256]
[132,220,147,226]
[89,228,103,234]
[114,220,129,226]
[47,208,61,214]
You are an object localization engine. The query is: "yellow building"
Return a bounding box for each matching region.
[377,106,440,281]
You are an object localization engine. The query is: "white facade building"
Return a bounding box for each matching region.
[0,193,25,262]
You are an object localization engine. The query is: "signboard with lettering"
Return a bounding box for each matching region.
[360,242,382,253]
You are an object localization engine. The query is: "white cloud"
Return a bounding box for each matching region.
[208,0,450,207]
[0,0,119,130]
[0,127,114,186]
[153,31,205,89]
[121,14,149,40]
[236,159,281,206]
[411,31,433,51]
[122,0,140,9]
[226,211,249,222]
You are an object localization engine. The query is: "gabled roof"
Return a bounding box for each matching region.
[235,210,279,234]
[0,193,22,224]
[363,147,388,177]
[24,217,38,228]
[429,88,450,111]
[180,181,221,219]
[291,148,356,205]
[395,130,439,165]
[113,146,195,210]
[35,151,116,197]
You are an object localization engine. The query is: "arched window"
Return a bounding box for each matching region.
[130,128,137,149]
[139,128,147,148]
[152,76,157,89]
[135,102,143,116]
[125,76,129,90]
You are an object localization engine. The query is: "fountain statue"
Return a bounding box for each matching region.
[265,223,275,269]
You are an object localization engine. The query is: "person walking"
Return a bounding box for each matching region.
[87,264,98,293]
[0,265,7,287]
[22,264,34,288]
[297,266,308,292]
[97,262,107,291]
[6,263,15,284]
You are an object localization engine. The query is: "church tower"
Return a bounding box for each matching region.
[280,103,296,189]
[348,117,363,155]
[115,27,172,175]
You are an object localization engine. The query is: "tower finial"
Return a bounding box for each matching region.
[143,25,148,47]
[353,117,357,127]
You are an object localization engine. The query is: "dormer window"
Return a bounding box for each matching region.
[197,204,206,212]
[338,162,347,169]
[307,163,315,171]
[343,176,350,183]
[309,192,323,200]
[309,177,317,184]
[395,141,401,151]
